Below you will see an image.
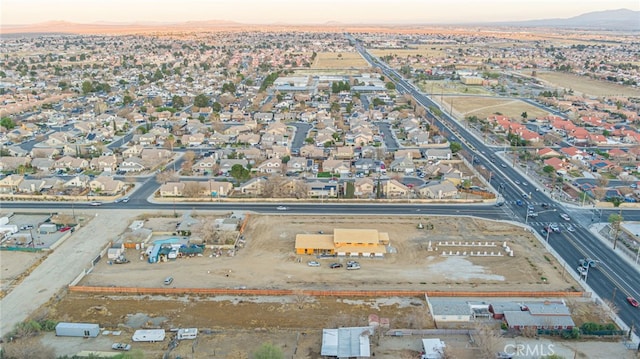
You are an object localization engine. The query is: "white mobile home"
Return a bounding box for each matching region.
[177,328,198,340]
[55,322,100,337]
[132,329,165,342]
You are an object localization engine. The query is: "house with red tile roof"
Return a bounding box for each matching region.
[559,147,585,161]
[543,157,567,174]
[587,134,609,146]
[537,148,562,158]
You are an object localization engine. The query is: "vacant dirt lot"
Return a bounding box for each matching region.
[531,70,640,97]
[442,96,551,120]
[311,52,369,69]
[81,215,576,292]
[12,214,591,358]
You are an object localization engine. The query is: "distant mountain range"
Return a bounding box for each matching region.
[1,8,638,34]
[495,9,639,31]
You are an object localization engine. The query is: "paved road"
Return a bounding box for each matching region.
[352,39,640,337]
[0,210,135,337]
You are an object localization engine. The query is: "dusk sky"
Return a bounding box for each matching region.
[2,0,638,25]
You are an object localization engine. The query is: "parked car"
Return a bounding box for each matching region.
[329,263,342,269]
[307,261,320,267]
[20,225,34,230]
[163,276,174,285]
[627,296,639,308]
[112,343,131,351]
[59,226,71,232]
[346,261,360,270]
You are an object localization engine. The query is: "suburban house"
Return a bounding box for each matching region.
[418,181,458,199]
[295,228,389,257]
[500,301,575,331]
[424,148,452,160]
[354,178,375,198]
[159,182,185,197]
[219,159,249,175]
[89,176,124,195]
[255,157,282,174]
[236,177,268,196]
[383,179,409,198]
[389,156,415,174]
[119,157,147,172]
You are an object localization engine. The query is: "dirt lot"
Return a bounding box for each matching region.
[10,214,596,358]
[311,52,369,69]
[81,215,576,292]
[3,212,595,359]
[531,70,640,97]
[442,96,551,120]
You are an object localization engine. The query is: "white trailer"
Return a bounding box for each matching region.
[55,322,100,337]
[132,329,165,342]
[177,328,198,340]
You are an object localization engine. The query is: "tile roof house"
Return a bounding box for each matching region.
[0,174,24,193]
[383,179,409,198]
[537,148,562,158]
[54,156,89,171]
[418,181,458,199]
[354,178,375,198]
[119,157,147,172]
[322,159,350,174]
[89,155,118,172]
[89,176,124,195]
[237,177,268,196]
[255,157,282,174]
[559,147,585,160]
[286,157,309,173]
[0,156,31,172]
[543,157,566,173]
[219,159,249,174]
[389,156,415,174]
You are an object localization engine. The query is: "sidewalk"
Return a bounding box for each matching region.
[589,222,640,273]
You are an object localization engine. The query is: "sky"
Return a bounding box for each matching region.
[2,0,638,25]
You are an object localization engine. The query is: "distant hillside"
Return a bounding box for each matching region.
[0,19,243,35]
[497,9,640,31]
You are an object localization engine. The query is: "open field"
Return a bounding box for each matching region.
[311,52,369,69]
[527,71,640,97]
[418,80,493,96]
[442,96,551,120]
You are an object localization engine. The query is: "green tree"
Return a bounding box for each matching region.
[449,141,462,153]
[0,117,16,130]
[385,81,396,90]
[122,95,133,106]
[194,94,209,108]
[81,80,93,94]
[253,342,284,359]
[281,155,290,164]
[521,111,528,120]
[172,95,184,109]
[212,101,222,112]
[230,164,250,184]
[543,165,555,174]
